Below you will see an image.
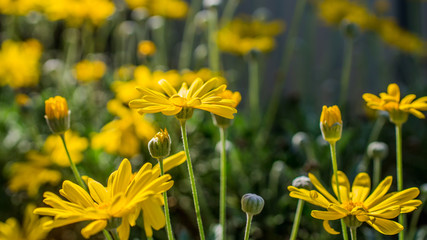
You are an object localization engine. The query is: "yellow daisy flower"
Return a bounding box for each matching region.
[0,204,51,240]
[73,60,107,83]
[363,83,427,125]
[288,171,422,235]
[129,78,237,120]
[34,155,185,239]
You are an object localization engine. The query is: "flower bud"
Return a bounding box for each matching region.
[292,132,310,150]
[241,193,264,216]
[320,105,343,143]
[148,129,171,159]
[45,96,70,134]
[292,176,312,190]
[367,141,388,160]
[340,20,359,39]
[175,107,194,121]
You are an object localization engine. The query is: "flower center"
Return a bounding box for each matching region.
[341,201,367,213]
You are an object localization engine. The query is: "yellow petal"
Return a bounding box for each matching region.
[311,210,346,220]
[117,215,131,240]
[400,94,416,105]
[142,198,166,230]
[112,158,132,195]
[368,206,400,219]
[331,171,350,203]
[186,78,204,98]
[288,186,331,208]
[192,78,219,98]
[364,176,392,208]
[308,173,340,204]
[366,218,403,235]
[158,79,177,97]
[88,179,109,205]
[81,220,107,239]
[369,187,420,212]
[351,172,371,202]
[157,151,186,173]
[387,83,400,100]
[409,108,425,119]
[60,181,95,208]
[196,104,236,119]
[323,220,340,235]
[400,200,422,213]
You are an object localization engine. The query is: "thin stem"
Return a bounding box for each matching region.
[153,18,168,67]
[408,195,427,240]
[350,227,357,240]
[178,0,202,69]
[158,157,175,240]
[207,7,220,72]
[103,229,113,240]
[362,116,386,171]
[219,0,240,27]
[289,199,304,240]
[248,53,260,125]
[338,37,354,110]
[373,157,381,188]
[219,127,227,240]
[180,121,206,240]
[396,124,405,240]
[60,134,86,190]
[329,142,349,240]
[261,0,307,142]
[244,214,253,240]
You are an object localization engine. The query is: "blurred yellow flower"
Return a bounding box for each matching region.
[15,93,31,106]
[73,60,107,83]
[138,40,156,56]
[363,83,427,125]
[0,39,42,89]
[0,204,51,240]
[40,0,115,26]
[43,130,89,167]
[288,172,422,235]
[91,99,156,157]
[0,0,42,15]
[34,158,176,239]
[125,0,188,19]
[129,78,237,120]
[8,151,61,197]
[217,16,285,55]
[320,105,343,143]
[180,68,227,86]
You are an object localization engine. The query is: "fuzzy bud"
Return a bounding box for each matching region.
[148,129,171,159]
[292,176,312,190]
[241,193,264,216]
[367,141,388,160]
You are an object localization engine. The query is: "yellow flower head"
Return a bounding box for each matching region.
[15,93,31,106]
[125,0,188,19]
[218,16,285,55]
[129,78,237,120]
[8,151,61,197]
[73,60,107,83]
[34,154,185,239]
[45,96,70,134]
[0,204,51,240]
[288,172,422,235]
[363,83,427,125]
[0,39,42,89]
[138,40,156,56]
[320,105,343,143]
[91,99,156,157]
[44,130,88,167]
[218,90,242,108]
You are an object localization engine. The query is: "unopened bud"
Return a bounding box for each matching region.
[44,96,70,134]
[241,193,264,216]
[367,141,388,160]
[320,105,343,143]
[340,20,359,39]
[292,176,312,190]
[148,129,171,158]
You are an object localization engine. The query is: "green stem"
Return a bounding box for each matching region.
[408,195,427,240]
[248,53,260,125]
[153,17,168,67]
[350,227,357,240]
[60,134,86,190]
[396,124,405,240]
[219,0,240,27]
[261,0,307,141]
[207,7,220,73]
[362,115,386,171]
[158,157,175,240]
[244,214,253,240]
[373,157,381,188]
[103,230,114,240]
[219,127,227,240]
[179,121,206,240]
[338,37,354,111]
[147,237,153,240]
[178,0,202,69]
[329,142,349,240]
[289,200,304,240]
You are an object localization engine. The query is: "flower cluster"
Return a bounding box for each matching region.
[124,0,188,19]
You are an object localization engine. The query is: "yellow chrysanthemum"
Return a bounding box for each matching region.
[0,39,42,89]
[0,0,43,15]
[138,40,156,56]
[73,60,107,83]
[34,154,186,239]
[43,130,89,167]
[363,83,427,125]
[125,0,188,19]
[8,151,61,197]
[0,204,51,240]
[129,78,237,120]
[288,171,422,235]
[91,99,156,157]
[217,16,285,55]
